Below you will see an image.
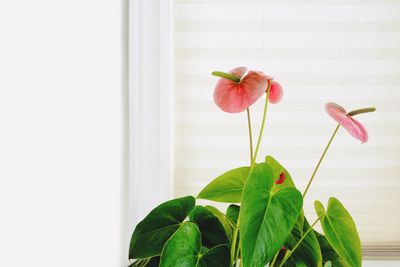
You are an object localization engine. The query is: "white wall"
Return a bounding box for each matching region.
[0,0,128,266]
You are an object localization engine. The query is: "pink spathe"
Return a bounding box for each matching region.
[268,81,283,104]
[213,67,269,113]
[325,102,368,143]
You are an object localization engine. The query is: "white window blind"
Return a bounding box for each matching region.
[172,0,400,255]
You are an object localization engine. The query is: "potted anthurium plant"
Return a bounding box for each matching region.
[128,67,376,267]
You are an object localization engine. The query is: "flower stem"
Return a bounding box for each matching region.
[230,218,240,266]
[269,250,280,267]
[302,124,340,199]
[246,108,254,166]
[252,81,272,164]
[234,239,241,266]
[277,217,321,267]
[212,71,241,83]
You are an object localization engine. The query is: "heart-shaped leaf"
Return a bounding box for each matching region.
[159,222,230,267]
[285,218,322,267]
[129,196,195,259]
[189,205,230,248]
[205,205,233,241]
[314,230,348,266]
[197,167,250,203]
[265,155,305,231]
[240,163,303,267]
[314,197,362,267]
[159,222,201,267]
[226,204,240,225]
[200,244,231,267]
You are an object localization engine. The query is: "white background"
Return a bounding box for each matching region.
[0,0,129,266]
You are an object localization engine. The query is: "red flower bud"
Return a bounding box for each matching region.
[275,172,285,184]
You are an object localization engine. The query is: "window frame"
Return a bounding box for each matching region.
[129,0,174,229]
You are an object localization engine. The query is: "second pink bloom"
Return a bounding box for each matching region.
[325,102,369,143]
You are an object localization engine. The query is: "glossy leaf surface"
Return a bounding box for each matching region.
[159,222,201,267]
[205,205,233,241]
[314,198,362,267]
[314,230,348,266]
[240,163,303,267]
[197,167,250,203]
[189,205,230,247]
[129,196,195,259]
[226,204,240,225]
[285,218,322,267]
[159,222,230,267]
[265,155,305,231]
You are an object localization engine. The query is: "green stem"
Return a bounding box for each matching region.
[270,250,280,267]
[252,81,272,164]
[278,217,321,267]
[246,108,254,166]
[230,110,254,266]
[347,107,376,117]
[302,124,340,199]
[234,240,241,267]
[212,71,241,83]
[231,218,240,266]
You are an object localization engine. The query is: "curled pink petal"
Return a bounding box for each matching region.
[346,117,368,143]
[229,66,247,79]
[213,68,269,113]
[325,102,347,121]
[325,102,369,143]
[268,81,283,104]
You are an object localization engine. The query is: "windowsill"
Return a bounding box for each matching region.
[364,260,400,266]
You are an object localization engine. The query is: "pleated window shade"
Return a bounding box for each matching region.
[173,0,400,253]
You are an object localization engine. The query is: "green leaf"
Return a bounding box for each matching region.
[129,196,195,259]
[159,222,201,267]
[200,244,231,267]
[189,205,230,248]
[265,155,304,231]
[265,155,296,188]
[314,230,348,267]
[159,222,230,267]
[240,163,303,267]
[226,204,240,225]
[285,218,322,267]
[324,261,332,267]
[314,198,362,267]
[197,167,250,203]
[129,257,160,267]
[266,156,318,267]
[266,155,325,267]
[205,205,233,241]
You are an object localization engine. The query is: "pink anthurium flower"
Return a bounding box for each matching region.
[268,81,283,104]
[325,102,374,143]
[213,67,270,113]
